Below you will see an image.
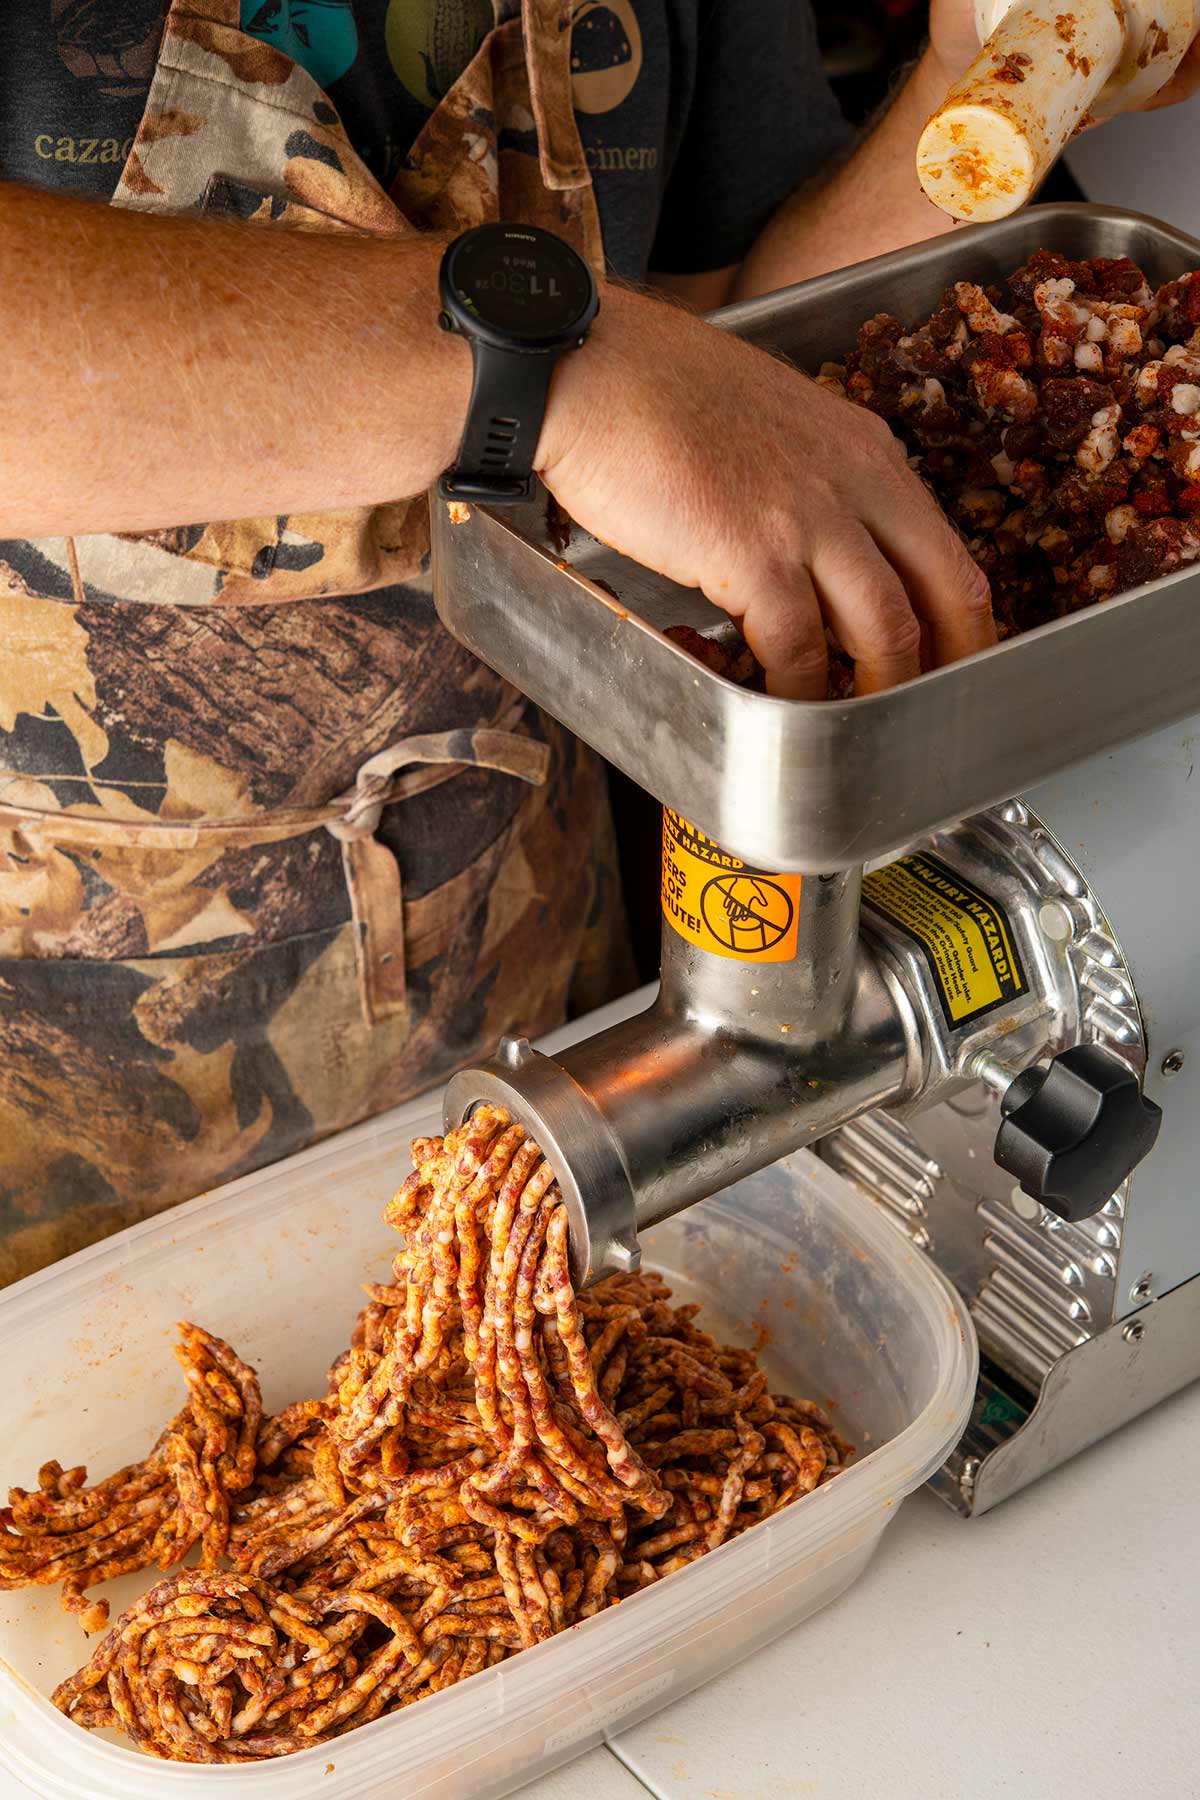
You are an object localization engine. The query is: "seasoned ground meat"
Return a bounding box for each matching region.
[831,252,1200,634]
[663,625,854,699]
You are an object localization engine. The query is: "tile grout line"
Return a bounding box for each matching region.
[605,1739,672,1799]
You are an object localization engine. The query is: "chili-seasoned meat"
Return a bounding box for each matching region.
[829,249,1200,635]
[9,1112,851,1763]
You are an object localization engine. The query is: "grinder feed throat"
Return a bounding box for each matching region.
[435,204,1200,1518]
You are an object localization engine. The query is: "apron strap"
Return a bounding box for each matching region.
[0,717,547,851]
[332,725,550,1029]
[522,0,591,192]
[1,722,550,1033]
[326,727,550,843]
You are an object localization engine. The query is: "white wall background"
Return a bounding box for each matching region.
[1065,91,1200,238]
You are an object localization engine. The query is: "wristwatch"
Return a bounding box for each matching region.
[437,222,600,504]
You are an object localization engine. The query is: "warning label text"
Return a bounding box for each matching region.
[863,852,1025,1027]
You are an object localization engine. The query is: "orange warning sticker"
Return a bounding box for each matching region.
[661,810,801,962]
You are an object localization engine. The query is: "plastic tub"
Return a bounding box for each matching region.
[0,1097,977,1799]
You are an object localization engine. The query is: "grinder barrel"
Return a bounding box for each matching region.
[446,861,914,1286]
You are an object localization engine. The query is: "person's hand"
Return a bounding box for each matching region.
[925,0,1200,109]
[535,286,995,701]
[925,0,987,88]
[1142,30,1200,108]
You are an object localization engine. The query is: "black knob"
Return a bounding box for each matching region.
[994,1044,1162,1223]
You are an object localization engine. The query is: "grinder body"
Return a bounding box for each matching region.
[447,736,1194,1514]
[824,722,1200,1513]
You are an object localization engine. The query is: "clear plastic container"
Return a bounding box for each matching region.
[0,1093,977,1799]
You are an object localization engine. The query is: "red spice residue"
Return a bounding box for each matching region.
[994,50,1032,82]
[950,147,1018,197]
[953,83,1017,112]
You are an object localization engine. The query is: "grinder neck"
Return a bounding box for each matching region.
[446,834,916,1285]
[657,863,862,1049]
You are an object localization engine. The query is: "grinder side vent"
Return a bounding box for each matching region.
[828,805,1144,1393]
[820,1112,936,1252]
[971,1267,1091,1387]
[824,1110,1099,1389]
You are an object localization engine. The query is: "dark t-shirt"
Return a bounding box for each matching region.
[4,3,848,280]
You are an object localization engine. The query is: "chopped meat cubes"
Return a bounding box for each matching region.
[954,280,1019,337]
[1076,407,1122,475]
[1040,377,1116,449]
[1124,422,1161,461]
[1105,503,1138,543]
[838,250,1200,632]
[1154,271,1200,339]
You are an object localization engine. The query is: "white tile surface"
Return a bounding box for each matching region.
[606,1381,1200,1800]
[518,1746,651,1799]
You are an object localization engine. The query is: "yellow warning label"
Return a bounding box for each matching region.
[661,810,801,962]
[863,851,1026,1027]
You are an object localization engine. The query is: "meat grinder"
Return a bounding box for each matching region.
[432,203,1200,1517]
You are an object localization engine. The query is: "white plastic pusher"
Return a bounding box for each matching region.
[917,0,1199,221]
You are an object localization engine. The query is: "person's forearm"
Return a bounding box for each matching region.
[0,182,472,537]
[733,51,958,300]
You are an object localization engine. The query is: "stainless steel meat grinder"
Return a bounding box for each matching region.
[432,204,1200,1517]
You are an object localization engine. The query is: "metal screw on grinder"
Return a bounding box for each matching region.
[1161,1048,1186,1078]
[1130,1272,1155,1304]
[1122,1321,1146,1344]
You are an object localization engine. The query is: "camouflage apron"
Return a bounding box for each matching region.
[0,0,631,1285]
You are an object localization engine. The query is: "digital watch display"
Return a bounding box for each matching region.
[438,224,600,503]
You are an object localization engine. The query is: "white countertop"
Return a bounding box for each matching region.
[521,1377,1200,1800]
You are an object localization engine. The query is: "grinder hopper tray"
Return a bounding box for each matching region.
[432,204,1200,872]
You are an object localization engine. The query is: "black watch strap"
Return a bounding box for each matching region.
[438,343,557,504]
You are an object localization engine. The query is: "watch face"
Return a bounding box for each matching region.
[450,225,594,343]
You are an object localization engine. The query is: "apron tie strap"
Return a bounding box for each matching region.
[326,727,550,843]
[1,722,550,1031]
[328,724,550,1028]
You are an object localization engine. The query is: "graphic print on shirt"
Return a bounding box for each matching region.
[16,0,163,192]
[570,0,643,114]
[52,0,163,96]
[569,0,659,229]
[241,0,360,88]
[383,0,492,110]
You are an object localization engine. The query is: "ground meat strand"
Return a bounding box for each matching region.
[0,1325,261,1633]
